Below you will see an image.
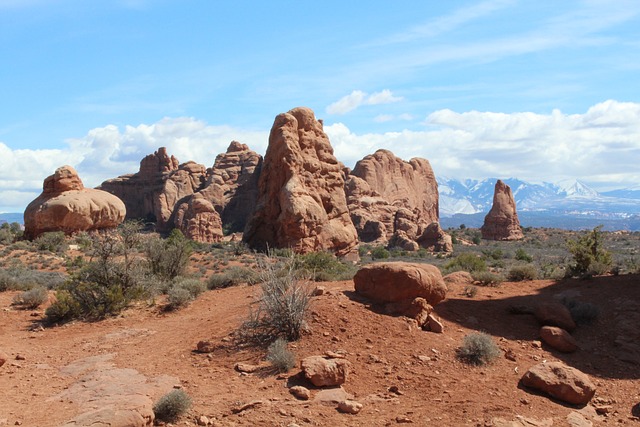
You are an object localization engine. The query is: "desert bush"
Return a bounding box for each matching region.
[507,264,538,281]
[239,254,312,344]
[472,271,503,286]
[0,222,23,244]
[561,297,600,325]
[515,248,533,262]
[445,253,487,274]
[483,248,504,260]
[207,266,259,289]
[295,251,357,281]
[166,278,206,310]
[34,231,68,253]
[266,337,296,373]
[463,285,478,297]
[145,229,192,280]
[457,332,501,366]
[153,389,192,423]
[370,245,390,260]
[566,225,612,278]
[12,286,48,309]
[0,267,65,291]
[44,290,81,323]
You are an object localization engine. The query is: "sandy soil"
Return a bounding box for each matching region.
[1,273,640,426]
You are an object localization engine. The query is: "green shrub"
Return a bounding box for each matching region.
[483,248,504,260]
[166,286,193,310]
[507,264,538,281]
[567,225,612,278]
[472,271,503,287]
[12,286,48,309]
[207,266,259,289]
[457,332,501,366]
[145,230,192,280]
[266,337,296,373]
[0,267,66,291]
[370,246,390,260]
[445,253,487,274]
[34,231,68,253]
[45,290,81,323]
[514,248,533,262]
[153,389,192,423]
[295,251,357,281]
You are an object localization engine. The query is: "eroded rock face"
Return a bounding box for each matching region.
[481,180,524,241]
[521,362,595,405]
[346,149,450,251]
[24,166,125,239]
[100,148,207,232]
[243,107,358,256]
[173,193,223,243]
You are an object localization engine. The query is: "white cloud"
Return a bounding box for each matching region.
[3,100,640,213]
[326,100,640,189]
[326,89,403,115]
[0,118,268,212]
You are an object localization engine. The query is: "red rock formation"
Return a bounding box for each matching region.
[100,148,208,232]
[346,149,451,251]
[24,166,125,239]
[481,179,524,241]
[173,193,223,243]
[243,107,358,256]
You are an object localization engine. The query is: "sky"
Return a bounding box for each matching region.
[1,0,640,212]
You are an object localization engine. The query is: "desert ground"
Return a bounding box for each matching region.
[1,228,640,426]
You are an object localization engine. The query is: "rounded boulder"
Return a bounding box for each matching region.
[353,262,447,305]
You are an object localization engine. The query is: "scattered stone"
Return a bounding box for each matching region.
[196,341,215,353]
[521,361,596,405]
[388,386,403,395]
[0,350,8,368]
[566,411,592,427]
[234,362,266,374]
[231,400,263,414]
[300,356,350,387]
[504,349,517,361]
[540,326,579,353]
[312,286,326,296]
[481,179,524,241]
[289,386,311,401]
[425,314,444,333]
[14,354,25,361]
[396,416,414,423]
[534,302,576,332]
[196,415,210,426]
[313,387,353,405]
[337,400,363,414]
[490,416,553,426]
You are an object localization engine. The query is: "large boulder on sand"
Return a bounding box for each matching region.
[243,107,358,256]
[521,362,596,405]
[24,166,125,239]
[481,180,524,241]
[300,356,350,387]
[354,262,447,305]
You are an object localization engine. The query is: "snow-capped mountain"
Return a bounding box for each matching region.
[437,177,640,219]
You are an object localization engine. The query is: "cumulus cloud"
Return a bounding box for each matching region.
[326,100,640,189]
[3,100,640,213]
[326,89,403,115]
[0,117,268,212]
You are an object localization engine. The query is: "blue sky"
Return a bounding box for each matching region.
[1,0,640,212]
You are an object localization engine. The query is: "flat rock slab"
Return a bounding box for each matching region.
[50,353,178,427]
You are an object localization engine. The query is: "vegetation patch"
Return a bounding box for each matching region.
[266,337,296,373]
[153,389,192,423]
[457,332,501,366]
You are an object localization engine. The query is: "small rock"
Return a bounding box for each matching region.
[312,286,326,296]
[231,400,263,414]
[534,302,576,331]
[396,416,413,423]
[234,362,264,373]
[540,326,579,353]
[300,356,350,387]
[521,361,596,405]
[313,387,353,405]
[388,385,403,395]
[531,340,542,349]
[426,314,444,333]
[0,350,8,368]
[196,415,210,426]
[504,349,517,361]
[196,340,215,353]
[289,386,311,401]
[595,405,612,415]
[15,355,26,361]
[566,411,592,427]
[337,400,363,414]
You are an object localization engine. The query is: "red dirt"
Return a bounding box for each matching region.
[1,274,640,426]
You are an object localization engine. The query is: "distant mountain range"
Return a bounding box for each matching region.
[438,178,640,231]
[4,179,640,231]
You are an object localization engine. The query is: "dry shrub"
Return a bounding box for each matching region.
[457,332,501,366]
[153,389,191,423]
